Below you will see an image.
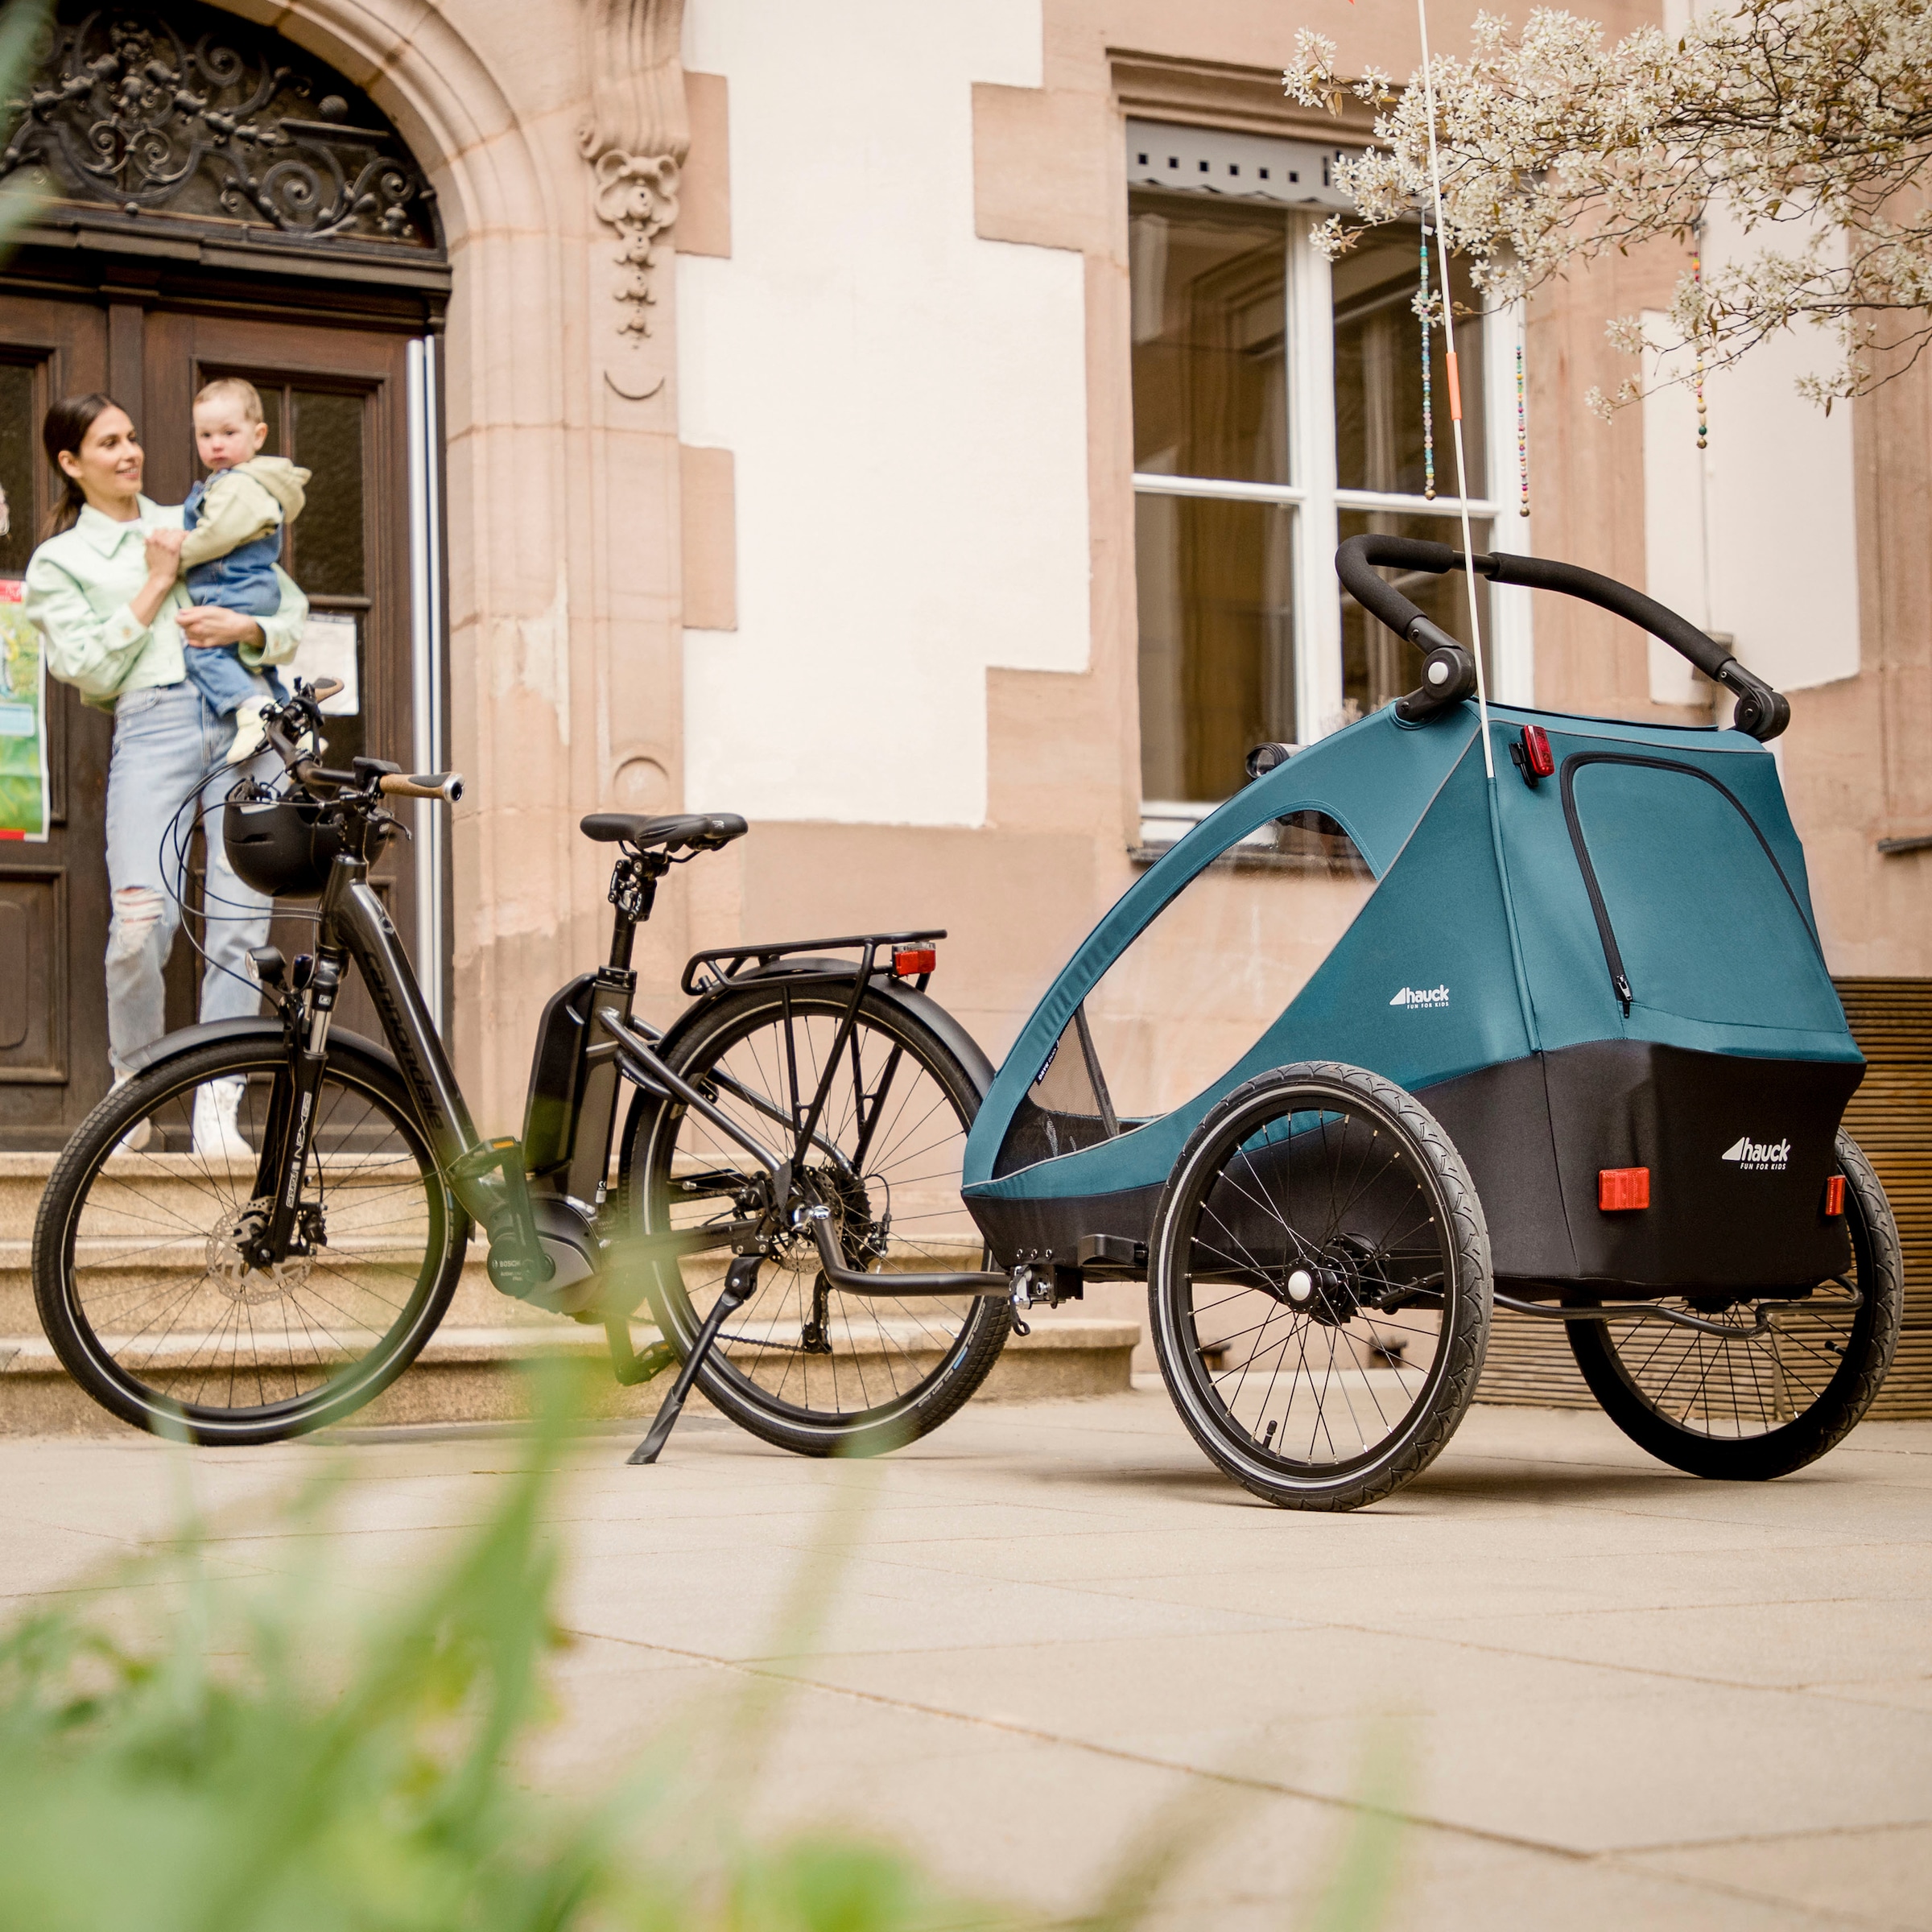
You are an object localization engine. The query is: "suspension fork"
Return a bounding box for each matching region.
[246,947,345,1267]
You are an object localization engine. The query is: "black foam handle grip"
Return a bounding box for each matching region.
[1334,535,1790,741]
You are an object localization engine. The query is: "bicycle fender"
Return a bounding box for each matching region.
[654,960,996,1103]
[122,1016,403,1084]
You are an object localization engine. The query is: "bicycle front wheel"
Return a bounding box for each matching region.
[32,1037,467,1443]
[620,981,1009,1456]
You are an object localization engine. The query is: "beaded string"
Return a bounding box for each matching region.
[1516,341,1530,517]
[1693,245,1709,451]
[1420,224,1437,500]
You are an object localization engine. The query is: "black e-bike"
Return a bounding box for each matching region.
[32,682,1026,1455]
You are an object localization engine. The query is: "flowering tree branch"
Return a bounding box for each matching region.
[1285,1,1932,409]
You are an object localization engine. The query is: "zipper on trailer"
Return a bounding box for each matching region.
[1560,783,1635,1018]
[1558,751,1826,1023]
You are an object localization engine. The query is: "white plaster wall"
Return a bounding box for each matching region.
[677,0,1091,826]
[1642,285,1860,704]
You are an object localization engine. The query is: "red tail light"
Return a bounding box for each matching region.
[1823,1174,1846,1217]
[892,947,936,977]
[1521,724,1554,778]
[1599,1167,1650,1212]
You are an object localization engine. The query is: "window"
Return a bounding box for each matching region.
[1129,122,1530,825]
[994,811,1377,1174]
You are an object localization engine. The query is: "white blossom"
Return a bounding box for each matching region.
[1285,1,1932,406]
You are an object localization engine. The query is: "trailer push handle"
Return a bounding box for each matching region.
[1335,535,1790,741]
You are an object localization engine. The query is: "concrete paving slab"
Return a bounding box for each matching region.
[0,1385,1924,1928]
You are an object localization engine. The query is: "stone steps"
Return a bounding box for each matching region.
[0,1154,1137,1435]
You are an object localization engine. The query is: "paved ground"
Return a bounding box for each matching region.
[1,1385,1927,1930]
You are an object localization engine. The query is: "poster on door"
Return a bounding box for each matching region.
[0,580,48,842]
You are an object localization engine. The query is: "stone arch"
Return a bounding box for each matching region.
[195,1,695,1120]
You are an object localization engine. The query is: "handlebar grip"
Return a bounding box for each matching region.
[1335,535,1790,742]
[378,771,464,803]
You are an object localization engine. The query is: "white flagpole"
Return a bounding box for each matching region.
[1414,0,1495,778]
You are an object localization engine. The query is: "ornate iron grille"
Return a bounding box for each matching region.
[0,0,440,255]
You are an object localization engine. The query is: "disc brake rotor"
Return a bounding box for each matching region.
[205,1203,314,1305]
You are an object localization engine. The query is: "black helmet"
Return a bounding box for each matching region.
[222,786,346,899]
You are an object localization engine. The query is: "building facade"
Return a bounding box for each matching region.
[2,0,1927,1390]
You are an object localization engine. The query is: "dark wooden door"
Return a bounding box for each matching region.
[0,297,113,1149]
[0,295,418,1146]
[143,313,417,1050]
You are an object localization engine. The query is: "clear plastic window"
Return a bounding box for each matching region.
[997,812,1376,1174]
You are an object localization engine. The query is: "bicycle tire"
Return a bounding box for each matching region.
[32,1036,468,1443]
[618,980,1009,1457]
[1148,1061,1492,1512]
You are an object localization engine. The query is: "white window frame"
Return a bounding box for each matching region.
[1132,200,1534,840]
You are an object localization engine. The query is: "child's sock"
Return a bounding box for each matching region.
[225,696,273,766]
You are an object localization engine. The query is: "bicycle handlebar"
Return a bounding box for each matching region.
[1335,535,1790,741]
[378,770,464,803]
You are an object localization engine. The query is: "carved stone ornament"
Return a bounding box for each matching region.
[0,0,439,254]
[580,0,687,341]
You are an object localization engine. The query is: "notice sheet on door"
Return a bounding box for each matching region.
[0,580,48,842]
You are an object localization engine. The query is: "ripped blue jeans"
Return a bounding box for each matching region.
[105,679,279,1074]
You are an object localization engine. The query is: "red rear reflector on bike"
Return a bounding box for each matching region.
[1521,724,1554,778]
[1599,1166,1649,1212]
[893,947,936,977]
[1824,1174,1846,1216]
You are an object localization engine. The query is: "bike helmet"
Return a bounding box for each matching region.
[222,786,347,899]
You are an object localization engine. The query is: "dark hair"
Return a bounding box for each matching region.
[40,393,125,539]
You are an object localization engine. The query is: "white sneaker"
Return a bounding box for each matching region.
[226,698,273,766]
[192,1077,252,1165]
[110,1071,151,1155]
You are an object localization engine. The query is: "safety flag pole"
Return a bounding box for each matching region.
[1414,0,1495,779]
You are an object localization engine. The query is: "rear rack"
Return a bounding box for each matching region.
[680,929,947,996]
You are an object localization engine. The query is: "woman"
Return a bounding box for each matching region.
[23,394,309,1154]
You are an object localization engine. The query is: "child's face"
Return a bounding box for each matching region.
[194,401,268,473]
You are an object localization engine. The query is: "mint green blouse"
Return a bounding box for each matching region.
[23,497,308,710]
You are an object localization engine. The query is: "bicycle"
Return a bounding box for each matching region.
[31,679,1025,1457]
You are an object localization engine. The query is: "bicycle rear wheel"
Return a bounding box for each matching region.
[32,1037,467,1443]
[620,982,1009,1456]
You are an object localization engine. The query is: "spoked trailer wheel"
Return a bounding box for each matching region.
[1148,1061,1492,1513]
[1568,1130,1901,1479]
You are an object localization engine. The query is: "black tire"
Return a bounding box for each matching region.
[1568,1130,1900,1479]
[31,1037,467,1443]
[619,982,1009,1457]
[1148,1061,1492,1512]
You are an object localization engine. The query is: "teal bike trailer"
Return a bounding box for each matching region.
[963,539,1900,1511]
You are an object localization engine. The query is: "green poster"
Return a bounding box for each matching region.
[0,580,49,842]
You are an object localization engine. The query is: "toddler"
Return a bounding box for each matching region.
[177,377,311,763]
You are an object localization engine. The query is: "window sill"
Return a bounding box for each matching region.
[1127,843,1353,877]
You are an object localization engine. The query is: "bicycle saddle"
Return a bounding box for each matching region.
[579,811,748,854]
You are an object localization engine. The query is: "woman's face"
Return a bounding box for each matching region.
[58,407,144,514]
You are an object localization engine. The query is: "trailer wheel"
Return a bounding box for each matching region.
[1569,1131,1900,1479]
[1148,1062,1492,1512]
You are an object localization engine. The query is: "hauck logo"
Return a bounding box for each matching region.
[1389,985,1451,1009]
[1722,1134,1790,1173]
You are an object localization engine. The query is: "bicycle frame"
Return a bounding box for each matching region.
[273,845,1011,1311]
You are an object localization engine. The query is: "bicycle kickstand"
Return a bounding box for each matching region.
[626,1253,761,1466]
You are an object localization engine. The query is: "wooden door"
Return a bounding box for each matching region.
[0,297,113,1148]
[142,313,417,1050]
[0,294,419,1146]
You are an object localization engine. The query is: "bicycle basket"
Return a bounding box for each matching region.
[222,784,346,899]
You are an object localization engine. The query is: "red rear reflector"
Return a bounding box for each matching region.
[1599,1167,1650,1212]
[1521,724,1554,778]
[892,947,936,977]
[1824,1174,1846,1217]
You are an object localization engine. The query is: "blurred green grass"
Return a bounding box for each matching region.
[0,1364,1411,1930]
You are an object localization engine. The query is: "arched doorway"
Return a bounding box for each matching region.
[0,0,451,1147]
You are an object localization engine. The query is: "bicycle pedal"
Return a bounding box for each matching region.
[612,1340,679,1387]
